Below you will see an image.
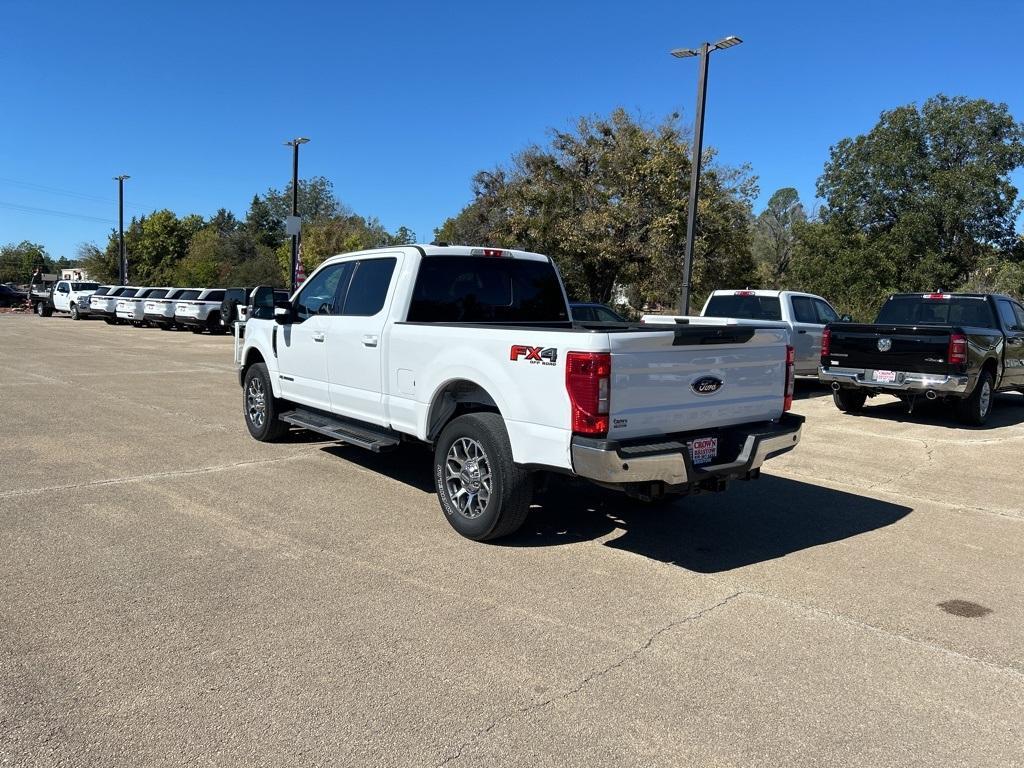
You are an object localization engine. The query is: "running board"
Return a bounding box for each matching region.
[279,408,400,452]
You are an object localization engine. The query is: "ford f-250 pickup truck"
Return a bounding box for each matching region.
[238,244,803,541]
[819,293,1024,425]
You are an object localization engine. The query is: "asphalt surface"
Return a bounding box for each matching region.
[1,314,1022,767]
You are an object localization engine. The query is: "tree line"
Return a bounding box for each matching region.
[4,94,1022,320]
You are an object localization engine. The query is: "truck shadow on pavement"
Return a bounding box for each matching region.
[845,391,1024,430]
[322,444,911,573]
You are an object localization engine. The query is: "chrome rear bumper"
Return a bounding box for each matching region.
[819,366,970,394]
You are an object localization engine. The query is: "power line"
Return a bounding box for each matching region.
[0,200,115,224]
[0,176,152,212]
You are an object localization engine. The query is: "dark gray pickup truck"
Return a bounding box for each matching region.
[819,293,1024,425]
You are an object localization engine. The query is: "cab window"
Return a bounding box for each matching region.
[791,296,818,324]
[814,299,839,324]
[341,258,397,317]
[294,263,351,321]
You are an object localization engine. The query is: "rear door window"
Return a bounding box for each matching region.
[341,258,397,316]
[703,294,782,321]
[791,296,818,324]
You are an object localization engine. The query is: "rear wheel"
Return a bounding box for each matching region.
[956,370,994,426]
[207,313,227,335]
[833,388,867,413]
[433,413,531,541]
[243,363,289,441]
[36,301,52,317]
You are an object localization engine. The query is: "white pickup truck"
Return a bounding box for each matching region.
[35,280,100,320]
[699,290,844,376]
[238,245,803,541]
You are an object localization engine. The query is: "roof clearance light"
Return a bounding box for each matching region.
[735,290,755,296]
[470,248,508,257]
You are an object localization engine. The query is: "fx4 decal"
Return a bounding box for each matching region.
[509,345,558,366]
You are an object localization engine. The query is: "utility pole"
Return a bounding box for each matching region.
[114,175,130,284]
[670,36,742,314]
[284,138,310,292]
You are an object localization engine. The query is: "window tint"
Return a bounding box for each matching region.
[814,299,839,324]
[703,294,782,321]
[94,287,110,296]
[1014,303,1024,330]
[791,296,818,324]
[295,263,349,321]
[342,258,397,316]
[595,306,624,322]
[408,257,568,323]
[876,297,997,328]
[178,290,201,301]
[572,306,596,321]
[146,289,168,300]
[997,300,1023,331]
[57,282,69,293]
[203,290,225,302]
[120,288,138,299]
[70,282,98,291]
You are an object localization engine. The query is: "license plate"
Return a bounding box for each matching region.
[873,370,897,383]
[688,437,718,465]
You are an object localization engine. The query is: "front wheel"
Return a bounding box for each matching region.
[70,304,80,320]
[956,370,994,426]
[243,363,289,441]
[833,388,867,413]
[433,413,531,541]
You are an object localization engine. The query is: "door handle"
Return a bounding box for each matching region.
[797,330,807,334]
[312,332,326,343]
[362,335,379,347]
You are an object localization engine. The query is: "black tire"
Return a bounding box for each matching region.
[191,327,204,334]
[70,304,80,321]
[833,388,867,413]
[207,312,227,335]
[243,363,289,441]
[956,370,994,426]
[433,413,532,541]
[36,301,52,317]
[104,318,116,325]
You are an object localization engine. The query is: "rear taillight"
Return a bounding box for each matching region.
[948,333,967,366]
[566,352,611,436]
[783,345,795,412]
[821,327,831,357]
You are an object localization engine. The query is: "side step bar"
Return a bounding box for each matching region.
[279,408,400,453]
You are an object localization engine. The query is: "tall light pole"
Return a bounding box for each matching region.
[284,137,310,292]
[113,175,130,285]
[671,35,742,314]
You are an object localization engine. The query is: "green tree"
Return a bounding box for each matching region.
[103,210,203,285]
[435,108,757,308]
[77,243,117,283]
[262,176,344,222]
[752,187,806,286]
[0,241,52,284]
[245,195,285,249]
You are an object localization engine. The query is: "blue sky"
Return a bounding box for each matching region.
[2,0,1022,259]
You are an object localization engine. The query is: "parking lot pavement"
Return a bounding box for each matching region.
[2,315,1022,767]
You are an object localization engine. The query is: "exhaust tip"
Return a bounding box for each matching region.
[925,390,937,400]
[831,382,841,392]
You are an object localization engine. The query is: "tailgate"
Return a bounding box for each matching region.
[827,324,953,374]
[607,324,788,439]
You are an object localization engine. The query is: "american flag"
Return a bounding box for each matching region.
[295,239,306,288]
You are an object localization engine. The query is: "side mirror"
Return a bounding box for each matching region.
[250,286,278,320]
[274,302,293,324]
[840,314,853,323]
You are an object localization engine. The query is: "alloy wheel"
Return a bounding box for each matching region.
[444,437,492,519]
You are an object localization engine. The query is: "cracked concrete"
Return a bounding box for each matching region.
[2,317,1023,767]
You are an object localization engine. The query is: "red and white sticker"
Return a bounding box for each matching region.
[688,437,718,465]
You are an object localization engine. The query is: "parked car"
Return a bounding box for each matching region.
[238,244,802,541]
[0,284,27,307]
[570,303,627,322]
[174,289,227,334]
[116,287,171,326]
[700,290,844,376]
[820,292,1024,425]
[34,280,102,320]
[220,287,255,329]
[89,286,138,324]
[143,288,197,329]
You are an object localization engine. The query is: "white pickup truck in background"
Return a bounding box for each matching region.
[35,280,100,320]
[238,245,802,541]
[645,289,844,376]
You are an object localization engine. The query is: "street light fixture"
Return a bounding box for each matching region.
[284,138,310,292]
[671,35,743,315]
[113,174,130,285]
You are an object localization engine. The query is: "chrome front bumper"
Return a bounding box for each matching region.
[819,366,970,394]
[570,414,804,487]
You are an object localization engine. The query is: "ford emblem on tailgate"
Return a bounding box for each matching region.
[878,338,892,352]
[691,376,724,395]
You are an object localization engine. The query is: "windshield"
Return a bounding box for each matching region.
[119,289,138,299]
[70,282,99,291]
[704,294,782,321]
[408,256,568,323]
[875,296,996,328]
[178,290,201,301]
